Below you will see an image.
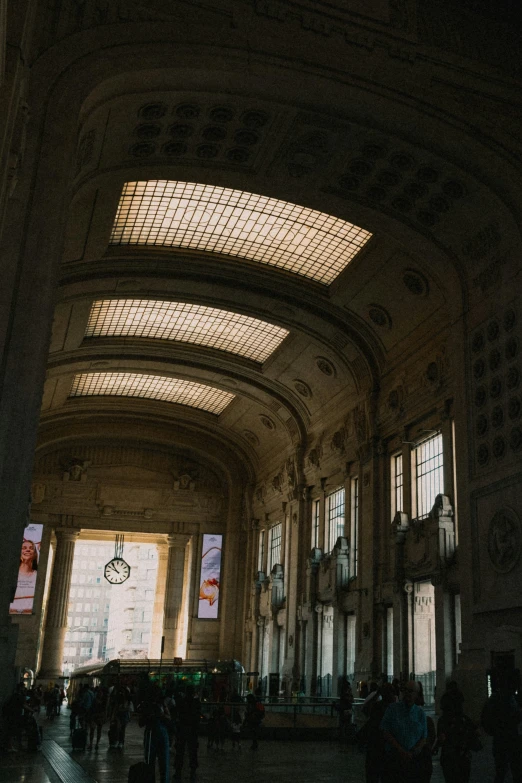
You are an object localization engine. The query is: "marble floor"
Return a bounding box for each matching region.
[0,709,500,783]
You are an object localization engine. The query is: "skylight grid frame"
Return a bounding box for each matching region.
[70,372,234,414]
[85,299,288,362]
[414,433,444,520]
[110,181,372,285]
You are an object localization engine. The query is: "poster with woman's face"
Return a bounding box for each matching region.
[198,534,222,619]
[9,523,43,615]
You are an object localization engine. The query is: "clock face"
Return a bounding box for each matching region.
[104,558,131,584]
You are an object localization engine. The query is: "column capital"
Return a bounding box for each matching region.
[167,533,190,548]
[54,527,80,543]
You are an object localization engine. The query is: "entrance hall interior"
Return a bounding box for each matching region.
[1,0,522,720]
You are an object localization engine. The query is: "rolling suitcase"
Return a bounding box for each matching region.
[128,726,154,782]
[72,718,87,751]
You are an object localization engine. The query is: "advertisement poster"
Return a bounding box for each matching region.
[9,523,43,615]
[198,534,222,619]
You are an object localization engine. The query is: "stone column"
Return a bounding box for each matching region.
[162,534,190,658]
[149,541,168,658]
[38,528,79,679]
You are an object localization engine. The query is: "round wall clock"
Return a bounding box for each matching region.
[104,557,131,584]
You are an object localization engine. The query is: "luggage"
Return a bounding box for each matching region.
[128,727,154,783]
[72,721,87,751]
[128,761,155,783]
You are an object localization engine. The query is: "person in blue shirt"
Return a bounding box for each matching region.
[380,680,429,783]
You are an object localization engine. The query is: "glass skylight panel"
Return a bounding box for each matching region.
[70,372,234,414]
[110,181,372,285]
[86,299,289,362]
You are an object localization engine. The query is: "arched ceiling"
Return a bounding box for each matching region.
[33,40,512,481]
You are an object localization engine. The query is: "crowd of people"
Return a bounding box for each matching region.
[1,670,521,783]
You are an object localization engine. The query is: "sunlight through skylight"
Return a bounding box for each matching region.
[110,181,372,285]
[85,299,289,362]
[70,372,234,414]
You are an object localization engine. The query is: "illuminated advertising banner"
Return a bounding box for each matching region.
[9,523,43,615]
[198,534,222,619]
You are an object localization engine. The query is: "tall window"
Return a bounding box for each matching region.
[312,499,320,549]
[258,529,266,573]
[350,477,359,576]
[327,488,345,552]
[413,433,443,519]
[268,523,282,571]
[391,452,403,519]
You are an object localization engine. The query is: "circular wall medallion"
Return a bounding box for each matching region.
[416,166,439,183]
[202,125,227,142]
[492,435,505,458]
[477,443,489,465]
[507,366,520,389]
[510,426,522,452]
[243,430,260,446]
[476,414,488,437]
[508,396,521,420]
[259,415,276,430]
[403,269,429,297]
[472,331,485,353]
[487,320,500,341]
[505,337,519,361]
[316,357,336,377]
[490,377,502,399]
[175,103,200,119]
[241,110,269,128]
[491,406,504,428]
[196,143,219,159]
[403,181,427,200]
[135,123,162,139]
[442,180,466,199]
[129,141,156,158]
[138,102,167,120]
[487,508,521,573]
[489,349,502,371]
[503,309,516,332]
[294,380,312,398]
[162,142,187,157]
[368,305,392,329]
[234,129,259,146]
[169,123,194,139]
[390,152,414,170]
[473,358,486,380]
[426,361,439,383]
[209,106,235,123]
[475,386,487,407]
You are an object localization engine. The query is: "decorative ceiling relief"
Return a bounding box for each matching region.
[487,508,521,574]
[403,268,430,297]
[367,304,392,329]
[316,357,337,377]
[260,414,276,430]
[293,379,312,398]
[128,100,271,168]
[471,301,521,473]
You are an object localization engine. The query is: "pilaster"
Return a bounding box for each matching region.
[163,534,190,659]
[38,527,79,679]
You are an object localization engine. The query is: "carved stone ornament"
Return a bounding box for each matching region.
[260,415,276,430]
[294,379,312,398]
[353,405,368,444]
[487,508,521,574]
[330,428,346,454]
[316,357,336,377]
[31,483,46,505]
[64,458,90,481]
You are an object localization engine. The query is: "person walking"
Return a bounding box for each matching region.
[481,673,522,783]
[109,687,132,749]
[138,690,171,783]
[87,688,107,750]
[436,692,482,783]
[365,682,397,783]
[173,686,201,780]
[379,681,428,783]
[338,679,355,749]
[244,693,264,751]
